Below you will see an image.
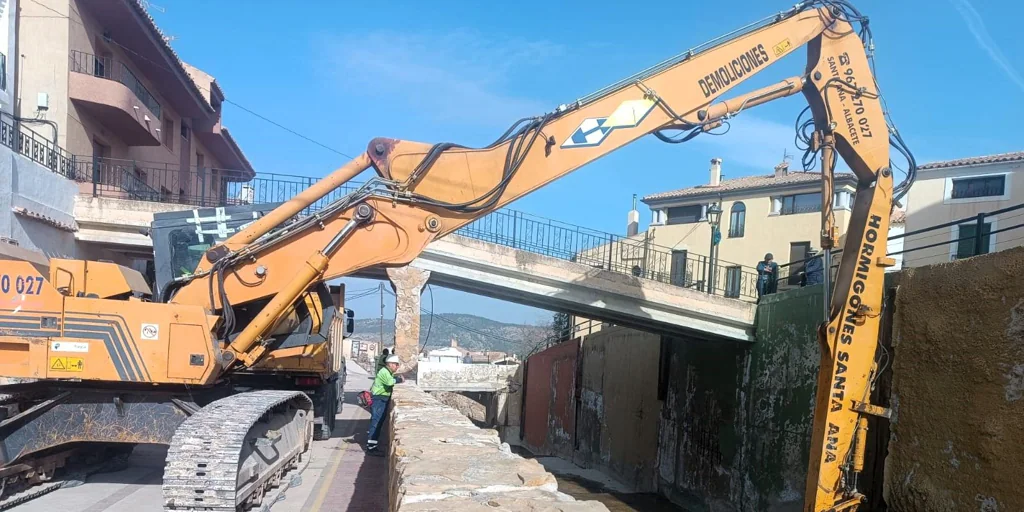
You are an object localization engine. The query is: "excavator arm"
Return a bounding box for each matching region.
[165,2,912,510]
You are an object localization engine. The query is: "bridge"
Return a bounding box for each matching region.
[72,174,757,343]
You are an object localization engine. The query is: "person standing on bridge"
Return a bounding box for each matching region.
[756,253,779,301]
[367,354,403,455]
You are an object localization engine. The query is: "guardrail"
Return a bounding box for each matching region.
[72,157,362,212]
[456,209,760,300]
[0,118,76,177]
[774,201,1024,291]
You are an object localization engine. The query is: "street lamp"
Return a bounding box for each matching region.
[705,202,723,294]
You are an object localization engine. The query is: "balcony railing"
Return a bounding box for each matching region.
[455,209,761,300]
[0,118,76,178]
[73,157,362,211]
[69,50,162,119]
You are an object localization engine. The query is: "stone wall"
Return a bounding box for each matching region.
[574,326,661,492]
[385,384,608,511]
[417,361,520,392]
[884,247,1024,511]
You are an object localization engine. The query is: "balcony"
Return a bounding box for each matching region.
[68,50,162,146]
[73,157,361,212]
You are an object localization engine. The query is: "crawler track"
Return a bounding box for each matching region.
[162,390,313,511]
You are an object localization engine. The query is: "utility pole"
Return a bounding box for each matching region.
[379,283,384,349]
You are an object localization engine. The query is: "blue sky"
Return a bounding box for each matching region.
[154,0,1023,324]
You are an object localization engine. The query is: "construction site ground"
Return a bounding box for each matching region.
[8,359,387,512]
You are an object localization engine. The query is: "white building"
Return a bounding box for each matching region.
[902,151,1023,267]
[424,346,466,365]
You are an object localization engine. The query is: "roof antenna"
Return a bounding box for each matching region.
[139,0,166,13]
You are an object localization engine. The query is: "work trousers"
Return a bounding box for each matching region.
[367,394,390,449]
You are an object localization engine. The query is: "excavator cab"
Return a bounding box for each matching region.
[149,202,281,302]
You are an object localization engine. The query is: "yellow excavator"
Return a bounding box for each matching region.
[0,1,912,510]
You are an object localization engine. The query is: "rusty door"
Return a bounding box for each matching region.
[522,340,579,458]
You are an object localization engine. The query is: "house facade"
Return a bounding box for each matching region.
[901,151,1024,267]
[633,158,858,294]
[17,0,253,206]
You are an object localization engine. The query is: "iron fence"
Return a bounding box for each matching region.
[455,209,760,300]
[69,50,162,119]
[772,201,1024,294]
[72,157,362,211]
[0,118,76,177]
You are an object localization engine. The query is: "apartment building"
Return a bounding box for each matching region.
[633,158,858,295]
[901,151,1024,267]
[16,0,254,206]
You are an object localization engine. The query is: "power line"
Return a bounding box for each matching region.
[26,0,355,160]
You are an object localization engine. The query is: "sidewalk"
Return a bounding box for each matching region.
[275,359,389,512]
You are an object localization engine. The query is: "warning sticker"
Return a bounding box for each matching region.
[141,323,160,340]
[50,356,84,372]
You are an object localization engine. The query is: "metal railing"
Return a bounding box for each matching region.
[69,50,162,119]
[73,156,363,210]
[0,118,77,177]
[773,201,1024,292]
[455,209,760,300]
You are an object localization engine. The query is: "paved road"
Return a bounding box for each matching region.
[10,360,388,512]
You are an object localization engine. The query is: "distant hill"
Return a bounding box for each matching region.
[351,313,550,356]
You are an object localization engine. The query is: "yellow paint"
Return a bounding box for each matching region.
[773,38,792,56]
[604,99,656,128]
[49,356,83,372]
[310,440,351,511]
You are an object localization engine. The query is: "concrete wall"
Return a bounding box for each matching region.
[884,247,1024,511]
[385,383,608,511]
[416,360,519,392]
[16,0,71,140]
[574,326,661,492]
[0,147,78,257]
[902,160,1023,267]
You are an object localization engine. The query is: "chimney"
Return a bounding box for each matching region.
[709,158,722,186]
[450,337,458,348]
[627,194,639,237]
[774,160,789,178]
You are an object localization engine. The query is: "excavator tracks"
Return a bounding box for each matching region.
[162,390,313,512]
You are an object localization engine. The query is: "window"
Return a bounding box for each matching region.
[728,202,746,238]
[162,118,174,149]
[724,266,742,298]
[666,204,703,225]
[780,193,821,215]
[955,222,992,259]
[951,175,1005,200]
[180,123,191,141]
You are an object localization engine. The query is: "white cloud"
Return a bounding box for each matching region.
[320,30,563,127]
[950,0,1024,92]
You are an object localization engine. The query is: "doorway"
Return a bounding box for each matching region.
[788,241,811,286]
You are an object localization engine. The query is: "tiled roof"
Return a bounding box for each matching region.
[917,151,1024,171]
[126,0,215,114]
[643,171,855,202]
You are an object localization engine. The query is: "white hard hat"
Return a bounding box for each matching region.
[385,355,400,364]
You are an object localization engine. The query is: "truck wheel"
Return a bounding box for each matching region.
[314,381,337,441]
